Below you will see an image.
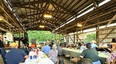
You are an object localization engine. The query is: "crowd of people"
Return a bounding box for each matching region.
[0,34,116,64]
[78,41,116,64]
[60,40,116,64]
[0,35,63,64]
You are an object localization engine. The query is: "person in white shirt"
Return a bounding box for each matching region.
[48,44,58,64]
[80,42,86,51]
[99,42,108,47]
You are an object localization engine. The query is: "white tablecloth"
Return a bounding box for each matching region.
[25,58,54,64]
[62,48,109,58]
[24,51,54,64]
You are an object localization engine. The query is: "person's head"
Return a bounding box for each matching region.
[31,44,36,48]
[52,44,57,50]
[86,43,91,49]
[111,47,116,52]
[107,44,112,49]
[0,35,3,40]
[45,41,49,45]
[10,42,18,48]
[91,40,96,44]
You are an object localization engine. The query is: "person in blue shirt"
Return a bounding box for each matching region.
[91,40,98,48]
[42,42,51,55]
[5,42,28,64]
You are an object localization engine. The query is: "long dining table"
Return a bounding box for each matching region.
[20,51,54,64]
[62,48,110,62]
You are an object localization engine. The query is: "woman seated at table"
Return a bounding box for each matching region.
[80,43,101,64]
[106,46,116,64]
[5,42,28,64]
[48,44,58,64]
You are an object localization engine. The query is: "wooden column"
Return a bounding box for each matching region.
[76,32,79,43]
[59,34,60,41]
[96,25,100,45]
[18,32,22,48]
[54,33,56,40]
[67,34,69,44]
[74,33,75,44]
[64,34,69,43]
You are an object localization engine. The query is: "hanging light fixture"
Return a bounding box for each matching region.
[0,16,4,21]
[39,25,45,28]
[43,14,52,18]
[77,23,82,27]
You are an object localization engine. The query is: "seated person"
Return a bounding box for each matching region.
[106,46,116,64]
[20,44,29,55]
[48,44,58,64]
[99,42,108,48]
[80,43,101,64]
[91,40,98,48]
[57,44,62,56]
[42,42,50,55]
[5,42,28,64]
[79,42,86,51]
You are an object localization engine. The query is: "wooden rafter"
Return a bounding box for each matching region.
[100,28,115,43]
[57,9,116,33]
[1,0,114,33]
[51,0,76,15]
[0,1,25,32]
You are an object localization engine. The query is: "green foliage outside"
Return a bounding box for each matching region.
[14,33,19,37]
[84,33,96,43]
[13,31,96,44]
[27,30,63,43]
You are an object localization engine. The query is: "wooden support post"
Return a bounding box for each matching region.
[63,34,67,43]
[59,34,60,41]
[76,32,82,43]
[18,32,22,48]
[68,34,69,44]
[96,25,100,45]
[99,14,116,43]
[68,34,74,44]
[64,34,69,44]
[76,32,79,43]
[55,33,56,40]
[74,33,75,44]
[100,28,115,43]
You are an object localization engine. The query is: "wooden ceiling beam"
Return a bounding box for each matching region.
[18,6,68,14]
[52,0,70,24]
[0,27,8,32]
[23,19,58,29]
[58,0,92,24]
[68,0,81,10]
[65,0,75,9]
[52,15,65,23]
[72,0,90,13]
[51,0,76,15]
[20,11,43,19]
[12,0,45,7]
[56,9,116,33]
[0,3,23,30]
[25,22,55,31]
[51,0,63,25]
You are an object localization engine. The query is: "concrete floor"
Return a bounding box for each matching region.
[58,56,75,64]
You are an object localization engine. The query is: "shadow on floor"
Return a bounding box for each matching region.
[58,55,75,64]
